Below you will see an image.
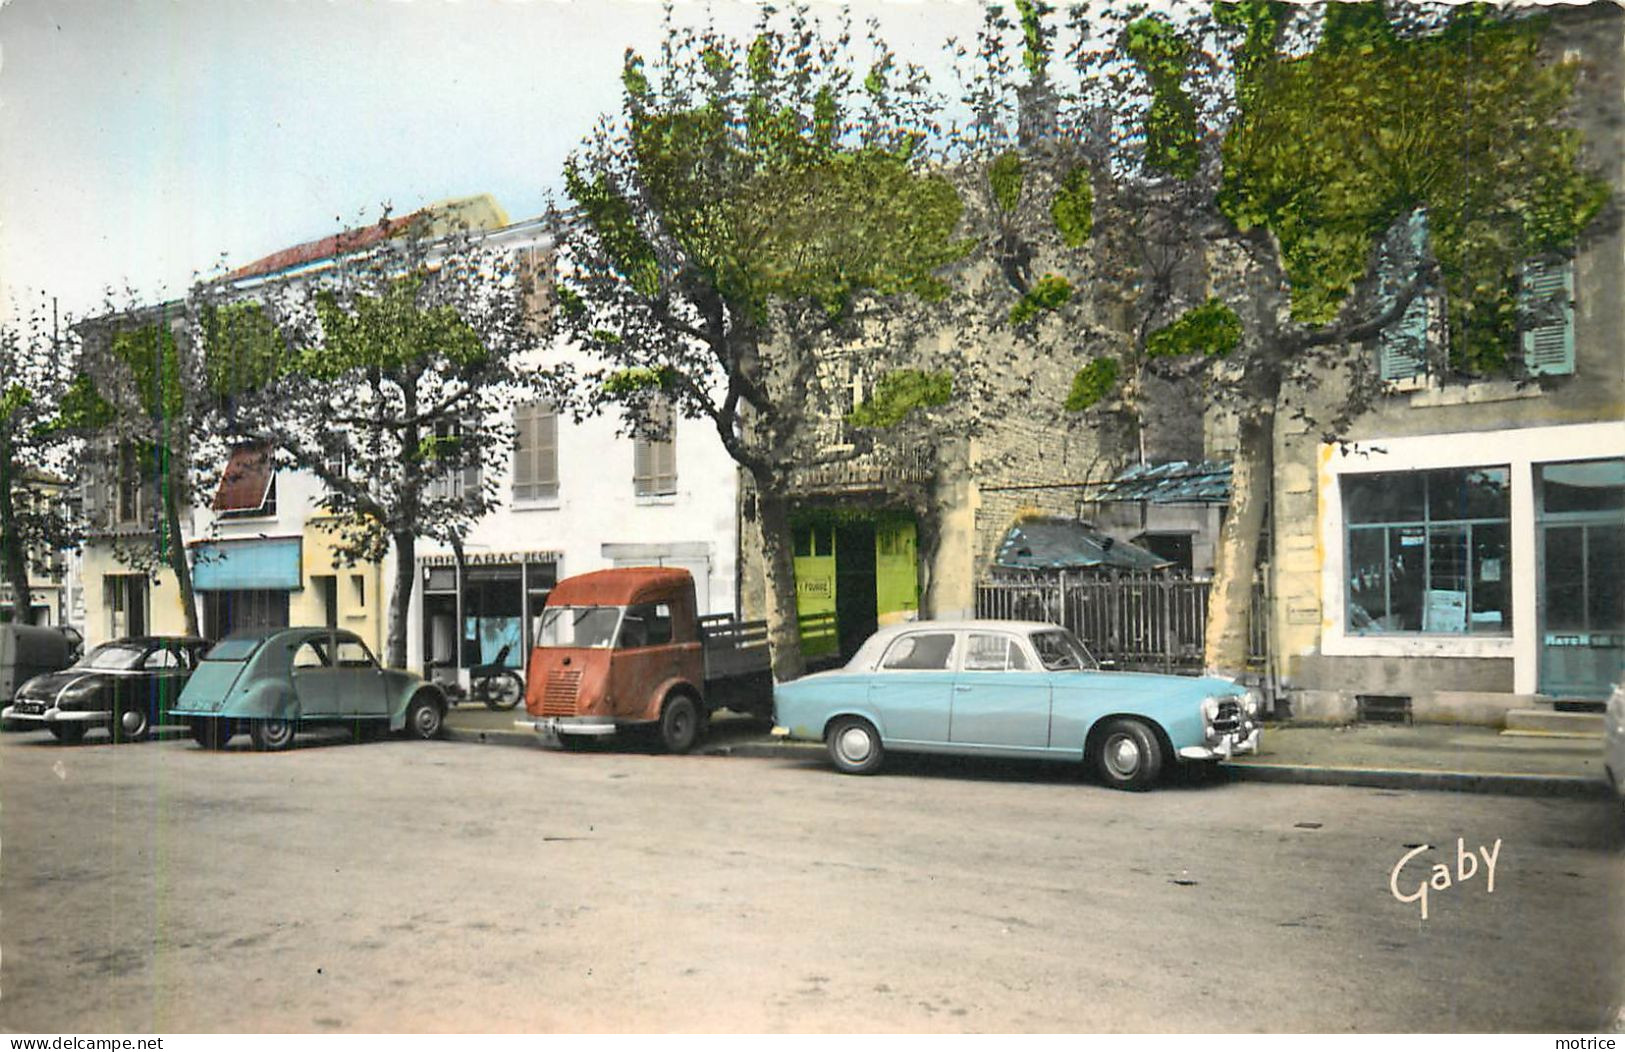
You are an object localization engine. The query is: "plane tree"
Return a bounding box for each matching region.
[549,7,973,681]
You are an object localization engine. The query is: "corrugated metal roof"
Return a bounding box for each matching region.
[993,518,1173,572]
[1092,460,1232,504]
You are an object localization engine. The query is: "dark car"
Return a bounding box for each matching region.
[2,636,211,744]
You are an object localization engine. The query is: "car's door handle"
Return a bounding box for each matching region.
[954,685,972,692]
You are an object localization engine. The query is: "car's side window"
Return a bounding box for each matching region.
[880,632,956,671]
[619,603,673,648]
[334,639,375,668]
[169,645,194,670]
[291,641,329,669]
[964,633,1015,671]
[142,647,180,670]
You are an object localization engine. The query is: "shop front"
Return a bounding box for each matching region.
[419,550,560,683]
[191,537,302,640]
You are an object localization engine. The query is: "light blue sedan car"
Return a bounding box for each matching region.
[773,620,1260,789]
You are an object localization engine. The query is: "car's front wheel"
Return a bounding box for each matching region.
[48,723,86,745]
[190,718,232,749]
[404,693,444,740]
[249,717,297,752]
[826,716,883,775]
[1093,718,1164,791]
[111,703,151,744]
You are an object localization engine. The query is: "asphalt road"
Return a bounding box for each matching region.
[1,729,1621,1033]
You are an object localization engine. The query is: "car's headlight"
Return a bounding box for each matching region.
[1243,690,1261,717]
[1201,696,1220,721]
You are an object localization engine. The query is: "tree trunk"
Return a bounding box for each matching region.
[0,459,37,625]
[1204,403,1274,677]
[386,530,416,669]
[752,482,806,683]
[160,460,200,638]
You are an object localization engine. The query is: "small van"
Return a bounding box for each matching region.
[0,624,74,705]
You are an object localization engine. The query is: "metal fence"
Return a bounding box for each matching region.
[975,571,1268,674]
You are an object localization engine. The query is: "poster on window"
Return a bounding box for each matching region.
[1422,588,1468,633]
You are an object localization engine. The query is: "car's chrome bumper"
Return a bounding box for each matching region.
[2,704,107,725]
[516,715,618,744]
[1178,728,1261,761]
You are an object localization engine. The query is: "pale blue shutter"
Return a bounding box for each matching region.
[1378,209,1429,382]
[1521,260,1574,376]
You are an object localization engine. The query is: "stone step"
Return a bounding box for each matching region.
[1502,708,1604,738]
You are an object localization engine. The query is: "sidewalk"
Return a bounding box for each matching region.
[445,704,1616,798]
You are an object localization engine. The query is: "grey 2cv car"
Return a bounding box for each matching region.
[169,627,448,751]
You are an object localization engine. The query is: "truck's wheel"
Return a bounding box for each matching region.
[660,694,701,754]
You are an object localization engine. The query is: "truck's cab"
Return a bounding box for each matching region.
[521,567,709,752]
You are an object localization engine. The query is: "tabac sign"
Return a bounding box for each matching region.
[419,550,563,568]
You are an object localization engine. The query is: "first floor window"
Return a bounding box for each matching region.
[1344,466,1512,634]
[633,401,677,497]
[512,401,559,501]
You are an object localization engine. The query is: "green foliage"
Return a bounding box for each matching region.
[1009,273,1073,326]
[1014,0,1049,80]
[557,285,586,318]
[622,51,651,99]
[1124,18,1199,180]
[1218,1,1610,369]
[54,372,115,431]
[1051,165,1093,247]
[602,366,674,396]
[109,322,185,423]
[989,151,1024,213]
[201,301,282,398]
[747,34,774,84]
[845,369,953,429]
[305,277,488,381]
[1064,357,1121,411]
[564,163,662,299]
[1213,1,1289,114]
[1146,298,1241,358]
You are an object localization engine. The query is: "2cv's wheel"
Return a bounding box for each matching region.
[659,694,702,754]
[249,717,297,752]
[1092,718,1164,791]
[404,693,445,740]
[190,718,232,750]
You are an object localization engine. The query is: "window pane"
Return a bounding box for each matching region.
[880,633,955,671]
[1544,526,1587,631]
[1588,524,1624,632]
[1429,467,1509,521]
[1344,472,1424,524]
[1470,523,1511,633]
[1387,526,1426,631]
[1423,525,1469,633]
[964,634,1009,671]
[1347,528,1388,631]
[1542,459,1625,514]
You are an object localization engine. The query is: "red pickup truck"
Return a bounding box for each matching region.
[517,567,771,752]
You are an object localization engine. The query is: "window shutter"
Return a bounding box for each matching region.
[633,431,653,496]
[512,403,535,502]
[657,425,677,494]
[1522,260,1574,376]
[1377,209,1429,382]
[536,406,558,498]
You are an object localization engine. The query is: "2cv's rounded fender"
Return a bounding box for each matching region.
[225,680,301,722]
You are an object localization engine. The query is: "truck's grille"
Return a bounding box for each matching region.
[542,670,582,717]
[1213,699,1242,734]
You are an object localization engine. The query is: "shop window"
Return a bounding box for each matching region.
[1344,467,1511,635]
[1521,259,1575,377]
[513,401,559,502]
[633,401,677,497]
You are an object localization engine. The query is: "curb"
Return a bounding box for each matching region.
[443,726,540,750]
[1220,761,1612,798]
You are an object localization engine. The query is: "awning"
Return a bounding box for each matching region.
[213,443,274,514]
[191,537,302,591]
[993,518,1173,573]
[1091,460,1232,504]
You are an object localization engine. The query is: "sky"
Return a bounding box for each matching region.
[0,0,990,326]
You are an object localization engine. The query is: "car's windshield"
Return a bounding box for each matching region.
[538,606,623,648]
[1029,629,1096,671]
[77,643,147,671]
[204,637,265,662]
